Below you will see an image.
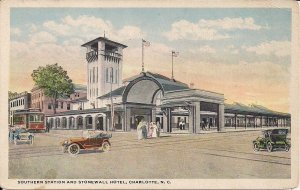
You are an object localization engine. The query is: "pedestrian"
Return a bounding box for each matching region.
[156,121,161,137]
[152,122,158,138]
[179,119,183,130]
[148,122,154,138]
[181,119,186,130]
[141,121,148,139]
[201,121,206,130]
[137,120,144,140]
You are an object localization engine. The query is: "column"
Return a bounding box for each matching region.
[74,117,77,129]
[188,106,195,133]
[66,117,70,129]
[254,117,256,128]
[82,117,86,130]
[245,115,247,129]
[234,114,237,129]
[163,111,168,133]
[125,107,131,131]
[92,116,96,130]
[166,108,172,133]
[218,103,224,132]
[195,102,201,133]
[103,116,107,131]
[151,108,156,122]
[276,118,279,127]
[53,118,56,129]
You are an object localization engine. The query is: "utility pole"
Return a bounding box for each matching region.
[142,39,150,72]
[171,51,179,79]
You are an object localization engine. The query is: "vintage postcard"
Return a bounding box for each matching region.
[0,0,299,189]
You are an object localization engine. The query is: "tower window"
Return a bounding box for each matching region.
[106,68,109,82]
[93,67,95,83]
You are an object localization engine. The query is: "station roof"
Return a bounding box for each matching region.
[225,102,290,117]
[81,37,127,48]
[98,71,190,99]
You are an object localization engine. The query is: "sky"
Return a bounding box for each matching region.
[10,8,291,112]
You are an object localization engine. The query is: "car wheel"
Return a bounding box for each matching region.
[14,138,17,145]
[101,142,110,152]
[285,144,290,152]
[68,143,80,155]
[267,142,273,152]
[253,143,260,151]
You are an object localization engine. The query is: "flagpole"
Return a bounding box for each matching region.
[142,39,144,72]
[171,51,174,79]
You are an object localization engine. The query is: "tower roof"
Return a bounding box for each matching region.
[81,37,127,48]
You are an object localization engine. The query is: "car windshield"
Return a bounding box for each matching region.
[82,130,102,138]
[16,128,27,133]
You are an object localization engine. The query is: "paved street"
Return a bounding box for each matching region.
[9,130,291,179]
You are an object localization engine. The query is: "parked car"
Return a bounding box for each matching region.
[252,129,290,152]
[12,128,34,145]
[61,130,112,155]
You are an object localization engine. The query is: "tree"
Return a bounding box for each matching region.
[8,91,18,99]
[31,63,74,114]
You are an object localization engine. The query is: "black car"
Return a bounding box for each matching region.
[252,129,290,152]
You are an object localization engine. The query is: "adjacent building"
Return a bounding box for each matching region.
[9,91,31,125]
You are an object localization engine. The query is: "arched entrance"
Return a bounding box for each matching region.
[77,116,83,129]
[96,115,104,130]
[123,78,163,130]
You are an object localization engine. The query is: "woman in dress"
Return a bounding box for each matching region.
[137,119,144,140]
[152,122,158,138]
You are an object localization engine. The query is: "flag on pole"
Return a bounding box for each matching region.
[142,39,150,47]
[172,51,179,57]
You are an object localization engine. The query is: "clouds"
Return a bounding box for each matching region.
[243,40,290,57]
[42,15,144,42]
[164,17,265,41]
[190,45,216,54]
[29,31,57,43]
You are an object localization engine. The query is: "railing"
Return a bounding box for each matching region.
[86,50,98,63]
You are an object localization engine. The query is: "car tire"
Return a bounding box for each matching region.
[253,143,260,151]
[14,138,17,145]
[267,142,273,152]
[68,143,80,155]
[285,144,290,152]
[101,142,110,152]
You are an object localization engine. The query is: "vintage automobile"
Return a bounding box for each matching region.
[61,130,112,155]
[12,128,34,145]
[252,129,290,152]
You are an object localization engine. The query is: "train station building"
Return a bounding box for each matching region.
[45,37,291,133]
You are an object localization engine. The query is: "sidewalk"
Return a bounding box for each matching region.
[41,126,290,138]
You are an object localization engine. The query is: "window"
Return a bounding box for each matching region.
[93,67,95,83]
[115,69,118,83]
[90,69,92,83]
[111,68,114,83]
[96,67,98,83]
[55,102,58,108]
[48,103,51,109]
[106,68,109,82]
[67,103,70,110]
[61,102,63,109]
